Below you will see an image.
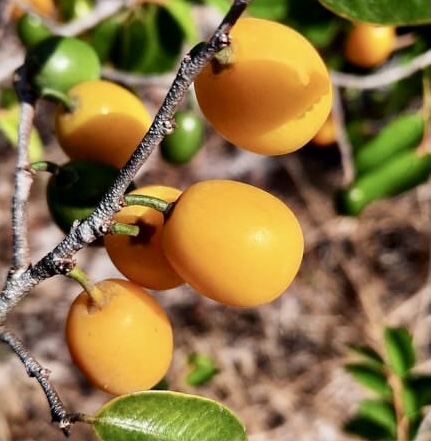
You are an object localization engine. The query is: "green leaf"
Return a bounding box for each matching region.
[317,0,431,26]
[347,344,385,366]
[247,0,288,21]
[384,327,416,378]
[403,375,431,419]
[93,391,248,441]
[358,399,397,435]
[202,0,230,14]
[110,10,155,72]
[345,363,392,398]
[164,0,199,45]
[0,106,43,162]
[344,415,396,440]
[88,13,126,64]
[186,353,219,386]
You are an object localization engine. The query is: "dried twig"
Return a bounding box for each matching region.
[331,49,431,90]
[0,329,72,435]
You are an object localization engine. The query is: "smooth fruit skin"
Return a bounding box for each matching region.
[104,185,184,290]
[17,12,53,48]
[66,278,173,395]
[55,80,152,168]
[344,23,396,68]
[311,113,336,147]
[194,17,332,155]
[162,180,304,307]
[160,111,204,164]
[25,36,101,97]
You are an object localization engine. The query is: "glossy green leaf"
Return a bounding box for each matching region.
[384,327,415,378]
[317,0,431,25]
[93,391,248,441]
[345,363,392,398]
[358,399,397,434]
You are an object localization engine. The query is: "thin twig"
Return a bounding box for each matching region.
[0,329,72,435]
[331,49,431,90]
[101,67,175,88]
[331,85,355,186]
[10,67,37,274]
[48,0,133,36]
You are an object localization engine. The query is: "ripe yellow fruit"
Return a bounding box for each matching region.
[162,180,304,307]
[311,113,336,147]
[10,0,56,20]
[55,80,152,168]
[344,23,396,68]
[194,17,332,155]
[66,278,173,395]
[104,185,184,290]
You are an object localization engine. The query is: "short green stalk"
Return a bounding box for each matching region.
[67,267,105,308]
[110,222,140,237]
[123,194,173,214]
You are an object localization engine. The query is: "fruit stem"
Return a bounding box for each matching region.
[110,222,140,237]
[211,45,234,74]
[30,160,60,173]
[124,194,173,213]
[67,267,106,308]
[41,88,76,112]
[69,412,95,425]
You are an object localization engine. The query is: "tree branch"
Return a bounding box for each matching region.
[331,48,431,90]
[0,329,72,435]
[10,67,37,274]
[48,0,132,37]
[0,0,251,348]
[331,85,355,186]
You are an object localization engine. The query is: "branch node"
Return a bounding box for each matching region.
[53,258,76,275]
[162,119,175,135]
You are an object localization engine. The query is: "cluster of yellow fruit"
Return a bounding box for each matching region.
[47,17,331,396]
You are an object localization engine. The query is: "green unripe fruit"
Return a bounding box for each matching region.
[25,36,101,99]
[46,159,134,234]
[17,12,52,48]
[160,111,204,164]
